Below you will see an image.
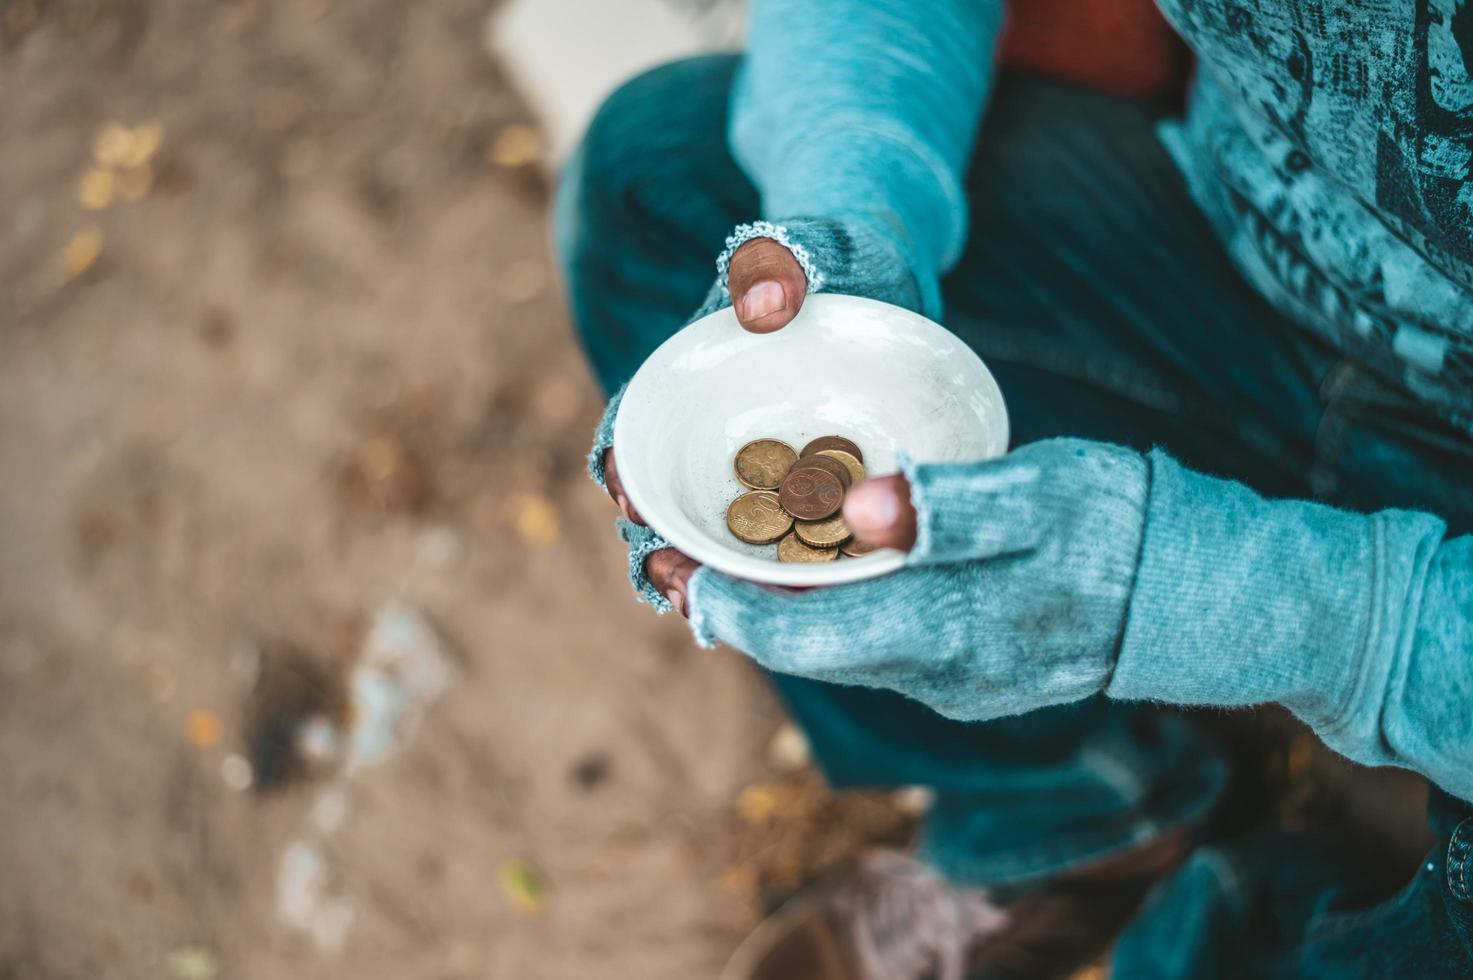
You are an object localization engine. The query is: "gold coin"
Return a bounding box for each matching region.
[801,452,852,489]
[816,449,866,486]
[777,531,838,563]
[726,490,793,544]
[794,512,851,548]
[801,435,864,462]
[734,438,798,490]
[840,537,881,558]
[778,466,845,520]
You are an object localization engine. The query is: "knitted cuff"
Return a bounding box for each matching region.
[620,518,676,613]
[715,216,938,320]
[587,384,626,489]
[902,440,1147,567]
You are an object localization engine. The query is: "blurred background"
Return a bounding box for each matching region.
[0,1,926,977]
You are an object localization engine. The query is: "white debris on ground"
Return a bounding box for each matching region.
[343,600,457,775]
[276,840,356,954]
[274,601,458,951]
[767,721,811,771]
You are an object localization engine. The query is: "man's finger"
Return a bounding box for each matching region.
[728,237,807,333]
[843,475,918,551]
[644,548,701,616]
[603,449,645,525]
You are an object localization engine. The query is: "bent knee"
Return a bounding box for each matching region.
[565,54,741,207]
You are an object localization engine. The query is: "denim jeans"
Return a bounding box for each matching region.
[555,56,1473,976]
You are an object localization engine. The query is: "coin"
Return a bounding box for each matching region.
[794,512,851,548]
[734,439,799,490]
[777,531,838,563]
[778,466,845,520]
[801,435,863,463]
[801,452,852,489]
[840,537,880,558]
[726,490,793,544]
[816,448,866,486]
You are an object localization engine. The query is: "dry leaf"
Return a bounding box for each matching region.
[93,122,133,167]
[77,168,115,210]
[497,859,546,915]
[511,493,559,548]
[166,946,219,980]
[61,226,105,280]
[737,783,787,824]
[358,436,404,483]
[484,124,542,169]
[186,709,223,748]
[120,121,164,168]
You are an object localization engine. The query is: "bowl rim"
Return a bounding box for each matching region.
[612,293,1008,586]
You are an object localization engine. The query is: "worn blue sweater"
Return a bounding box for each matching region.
[728,0,1473,800]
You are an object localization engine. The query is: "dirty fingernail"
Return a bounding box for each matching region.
[666,588,686,615]
[739,280,785,321]
[844,481,899,532]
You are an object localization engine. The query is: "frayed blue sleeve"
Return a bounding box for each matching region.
[732,0,1003,318]
[619,518,676,613]
[1112,450,1470,800]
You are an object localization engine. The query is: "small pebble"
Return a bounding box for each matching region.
[221,753,254,791]
[570,753,610,789]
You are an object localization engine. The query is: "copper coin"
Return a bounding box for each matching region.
[777,531,838,563]
[778,466,845,521]
[840,537,880,558]
[733,438,798,490]
[801,435,863,463]
[726,490,793,545]
[794,512,851,548]
[801,452,852,489]
[816,448,865,486]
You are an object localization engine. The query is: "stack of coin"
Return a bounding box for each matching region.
[725,436,879,562]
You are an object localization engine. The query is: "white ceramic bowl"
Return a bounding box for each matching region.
[613,294,1009,586]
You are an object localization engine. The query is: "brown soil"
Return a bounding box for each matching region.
[0,3,804,976]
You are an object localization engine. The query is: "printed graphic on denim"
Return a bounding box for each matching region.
[1155,0,1473,427]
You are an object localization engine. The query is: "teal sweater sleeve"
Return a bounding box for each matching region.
[730,0,1003,315]
[1112,452,1472,801]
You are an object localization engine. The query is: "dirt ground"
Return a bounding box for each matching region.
[0,2,843,977]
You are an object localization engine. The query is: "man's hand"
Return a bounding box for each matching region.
[599,236,808,613]
[686,440,1151,722]
[599,446,701,613]
[594,217,929,615]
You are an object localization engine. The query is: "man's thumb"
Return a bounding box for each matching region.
[843,475,919,551]
[728,237,808,333]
